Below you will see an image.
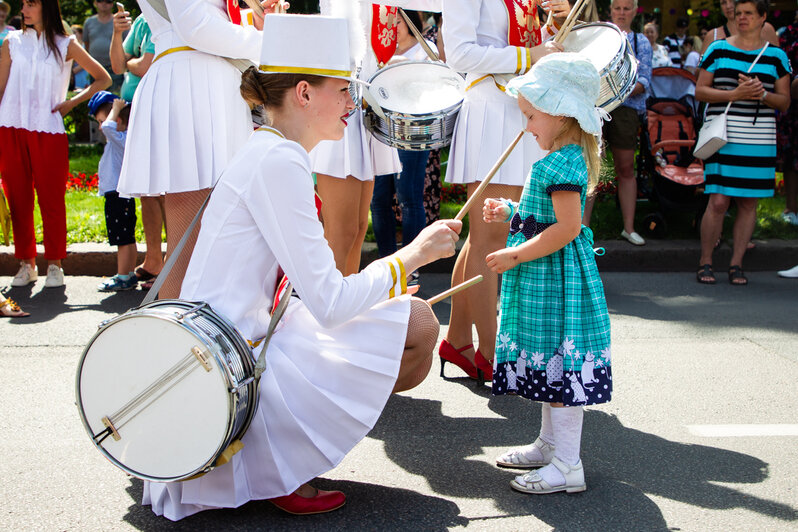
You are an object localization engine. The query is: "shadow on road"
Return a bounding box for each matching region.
[366,391,797,530]
[121,478,465,531]
[603,273,798,335]
[4,284,144,324]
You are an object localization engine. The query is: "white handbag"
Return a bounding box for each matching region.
[694,42,769,160]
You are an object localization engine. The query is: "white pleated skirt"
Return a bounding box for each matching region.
[309,110,401,180]
[118,50,252,197]
[142,295,411,521]
[446,78,547,186]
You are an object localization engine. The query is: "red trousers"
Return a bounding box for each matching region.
[0,127,69,260]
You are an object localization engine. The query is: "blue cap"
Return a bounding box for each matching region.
[87,91,117,116]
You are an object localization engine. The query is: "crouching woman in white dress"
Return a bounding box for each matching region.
[143,14,461,521]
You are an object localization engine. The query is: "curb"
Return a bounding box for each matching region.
[2,239,797,277]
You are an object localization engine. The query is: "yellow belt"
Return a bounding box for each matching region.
[153,46,195,63]
[466,74,508,92]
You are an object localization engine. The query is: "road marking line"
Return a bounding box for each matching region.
[686,424,798,437]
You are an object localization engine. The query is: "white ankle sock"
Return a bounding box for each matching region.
[537,406,584,487]
[539,402,554,446]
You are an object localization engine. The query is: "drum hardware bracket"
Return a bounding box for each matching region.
[231,376,255,393]
[215,333,231,354]
[176,302,207,321]
[101,416,122,441]
[192,346,213,372]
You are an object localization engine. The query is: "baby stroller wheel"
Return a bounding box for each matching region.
[643,212,667,239]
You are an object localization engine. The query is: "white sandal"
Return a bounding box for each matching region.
[510,457,586,494]
[496,437,555,469]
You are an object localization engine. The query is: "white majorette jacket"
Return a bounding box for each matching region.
[117,0,261,197]
[443,0,562,187]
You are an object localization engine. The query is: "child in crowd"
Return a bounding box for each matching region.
[88,91,137,291]
[482,53,612,495]
[70,25,90,90]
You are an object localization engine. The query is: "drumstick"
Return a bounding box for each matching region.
[554,0,590,43]
[426,276,483,306]
[241,0,264,17]
[398,8,440,62]
[454,130,525,221]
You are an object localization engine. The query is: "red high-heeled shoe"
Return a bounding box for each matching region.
[439,339,478,379]
[269,488,346,515]
[474,349,494,385]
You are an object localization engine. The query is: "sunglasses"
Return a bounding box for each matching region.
[97,0,114,3]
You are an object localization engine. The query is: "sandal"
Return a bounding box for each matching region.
[696,264,716,284]
[510,457,586,495]
[496,438,555,469]
[0,298,30,317]
[728,265,748,286]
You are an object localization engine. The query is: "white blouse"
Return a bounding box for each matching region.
[0,30,73,134]
[181,128,400,341]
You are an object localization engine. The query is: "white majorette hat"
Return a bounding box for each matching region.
[259,14,355,81]
[505,52,608,136]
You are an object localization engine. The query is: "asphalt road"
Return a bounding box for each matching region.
[1,272,797,531]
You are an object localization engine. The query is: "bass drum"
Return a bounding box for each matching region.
[76,300,257,482]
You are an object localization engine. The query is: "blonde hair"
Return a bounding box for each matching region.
[554,117,603,194]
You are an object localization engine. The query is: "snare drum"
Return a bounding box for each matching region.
[363,61,465,151]
[560,23,639,112]
[76,300,257,482]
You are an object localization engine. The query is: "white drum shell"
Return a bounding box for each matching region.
[363,61,465,151]
[76,300,257,482]
[561,23,639,112]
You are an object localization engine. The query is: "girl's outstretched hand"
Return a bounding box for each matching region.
[483,198,511,223]
[486,247,518,274]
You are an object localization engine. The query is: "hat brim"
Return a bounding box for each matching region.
[506,82,603,137]
[258,65,357,83]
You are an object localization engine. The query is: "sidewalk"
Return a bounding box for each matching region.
[2,238,797,276]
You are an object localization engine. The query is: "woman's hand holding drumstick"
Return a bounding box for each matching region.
[245,0,289,31]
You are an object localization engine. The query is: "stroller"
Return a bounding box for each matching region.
[637,67,707,238]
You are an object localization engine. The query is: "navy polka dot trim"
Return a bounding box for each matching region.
[546,183,582,195]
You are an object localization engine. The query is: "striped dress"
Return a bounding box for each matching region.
[700,40,791,197]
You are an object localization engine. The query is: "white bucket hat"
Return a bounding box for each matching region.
[259,14,355,81]
[505,52,609,136]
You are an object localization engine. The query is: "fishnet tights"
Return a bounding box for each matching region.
[393,298,440,393]
[159,189,211,300]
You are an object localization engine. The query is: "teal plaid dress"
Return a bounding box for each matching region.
[493,144,612,406]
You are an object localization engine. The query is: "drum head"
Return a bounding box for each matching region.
[561,23,624,74]
[369,61,464,115]
[77,312,232,481]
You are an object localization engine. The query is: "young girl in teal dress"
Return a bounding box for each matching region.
[482,53,612,495]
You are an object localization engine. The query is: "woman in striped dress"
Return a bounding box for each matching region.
[695,0,790,285]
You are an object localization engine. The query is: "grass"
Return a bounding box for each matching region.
[8,146,798,247]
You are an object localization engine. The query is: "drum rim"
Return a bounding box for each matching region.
[562,21,639,112]
[75,302,255,481]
